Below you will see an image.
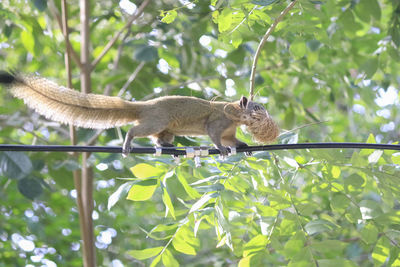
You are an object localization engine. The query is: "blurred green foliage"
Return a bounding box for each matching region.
[1,0,400,266]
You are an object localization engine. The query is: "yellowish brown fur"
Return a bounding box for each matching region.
[1,73,279,156]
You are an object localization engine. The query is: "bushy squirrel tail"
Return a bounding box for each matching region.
[0,71,140,129]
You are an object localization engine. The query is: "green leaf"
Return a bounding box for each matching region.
[162,188,176,219]
[130,163,163,179]
[162,249,179,267]
[355,0,381,22]
[360,223,379,244]
[305,219,337,235]
[368,150,383,164]
[345,173,365,190]
[360,57,379,78]
[211,0,218,6]
[17,177,43,200]
[338,9,362,37]
[172,225,199,255]
[251,0,278,6]
[194,183,225,193]
[218,9,233,33]
[359,200,382,219]
[159,49,180,68]
[391,152,400,165]
[330,194,350,212]
[238,255,253,267]
[108,182,132,210]
[311,240,347,253]
[283,237,304,258]
[307,51,318,68]
[372,237,390,265]
[20,30,35,55]
[317,259,357,267]
[127,246,163,260]
[161,10,177,24]
[176,170,201,199]
[127,179,158,201]
[331,166,341,179]
[0,152,33,179]
[150,254,162,267]
[243,234,268,257]
[32,0,47,11]
[289,40,307,59]
[189,192,219,213]
[133,45,159,62]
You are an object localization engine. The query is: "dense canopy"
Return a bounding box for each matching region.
[0,0,400,266]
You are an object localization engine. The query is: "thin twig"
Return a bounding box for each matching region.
[249,0,298,100]
[118,62,145,97]
[90,0,151,70]
[48,0,82,68]
[280,120,328,135]
[103,27,133,96]
[142,75,220,100]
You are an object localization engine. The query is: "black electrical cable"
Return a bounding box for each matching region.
[0,143,400,155]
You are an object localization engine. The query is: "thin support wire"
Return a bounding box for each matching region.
[0,143,399,156]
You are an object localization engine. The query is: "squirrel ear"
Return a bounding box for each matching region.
[240,96,248,109]
[224,103,241,121]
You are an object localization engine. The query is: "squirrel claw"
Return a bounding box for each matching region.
[218,146,229,158]
[122,144,131,158]
[244,151,252,157]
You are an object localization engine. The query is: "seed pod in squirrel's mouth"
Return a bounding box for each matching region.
[246,110,279,143]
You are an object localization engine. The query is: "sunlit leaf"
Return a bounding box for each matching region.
[108,182,132,210]
[127,179,158,201]
[162,188,176,219]
[218,8,233,33]
[162,249,179,267]
[359,200,382,219]
[127,247,163,260]
[368,150,383,164]
[372,237,390,265]
[243,234,268,257]
[305,219,337,235]
[20,30,35,55]
[172,225,199,255]
[130,163,163,179]
[161,10,177,24]
[289,40,307,59]
[176,170,201,199]
[189,192,219,213]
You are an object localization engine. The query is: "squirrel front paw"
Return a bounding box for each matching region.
[217,146,230,157]
[122,143,131,158]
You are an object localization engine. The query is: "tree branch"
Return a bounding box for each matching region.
[79,0,96,266]
[90,0,151,70]
[249,0,298,100]
[60,2,88,267]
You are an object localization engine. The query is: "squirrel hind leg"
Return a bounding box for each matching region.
[153,131,175,147]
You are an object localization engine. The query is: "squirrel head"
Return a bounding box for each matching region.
[224,96,267,124]
[224,96,279,143]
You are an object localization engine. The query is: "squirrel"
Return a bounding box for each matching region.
[0,71,279,156]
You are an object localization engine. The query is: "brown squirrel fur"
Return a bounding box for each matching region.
[0,72,279,156]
